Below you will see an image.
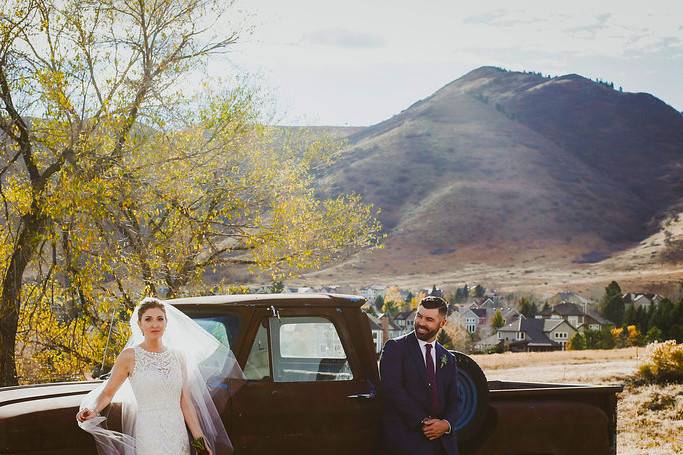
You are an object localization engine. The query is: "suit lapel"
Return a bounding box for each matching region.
[408,332,427,386]
[435,342,447,402]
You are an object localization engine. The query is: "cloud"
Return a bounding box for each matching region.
[463,8,545,27]
[463,9,508,25]
[623,36,683,58]
[300,28,384,49]
[564,13,611,38]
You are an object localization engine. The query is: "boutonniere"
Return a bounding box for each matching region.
[440,354,448,368]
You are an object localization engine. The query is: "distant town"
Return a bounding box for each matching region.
[244,282,683,356]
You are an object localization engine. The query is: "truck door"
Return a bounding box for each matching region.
[230,306,382,454]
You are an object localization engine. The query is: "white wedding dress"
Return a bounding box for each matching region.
[79,300,244,455]
[129,346,191,455]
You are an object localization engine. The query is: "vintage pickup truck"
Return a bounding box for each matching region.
[0,294,623,454]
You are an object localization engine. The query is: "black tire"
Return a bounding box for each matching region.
[450,351,490,444]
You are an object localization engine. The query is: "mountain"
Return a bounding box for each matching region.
[314,66,683,283]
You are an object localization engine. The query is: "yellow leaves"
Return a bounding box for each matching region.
[2,176,33,216]
[384,285,405,308]
[638,340,683,384]
[35,68,74,116]
[15,285,132,383]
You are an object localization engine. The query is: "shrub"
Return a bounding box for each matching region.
[567,332,586,350]
[640,392,677,413]
[637,340,683,384]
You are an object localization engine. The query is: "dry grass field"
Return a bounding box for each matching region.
[472,347,683,454]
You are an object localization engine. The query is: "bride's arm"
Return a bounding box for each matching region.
[76,348,134,421]
[178,354,213,455]
[180,387,205,439]
[180,387,214,454]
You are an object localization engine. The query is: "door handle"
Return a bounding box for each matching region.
[347,392,375,399]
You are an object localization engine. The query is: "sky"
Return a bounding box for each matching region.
[209,0,683,126]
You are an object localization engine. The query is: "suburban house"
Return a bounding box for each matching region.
[359,285,387,302]
[546,291,592,307]
[394,309,417,336]
[501,308,521,325]
[623,293,664,310]
[472,308,489,326]
[539,301,612,331]
[452,308,480,334]
[366,314,384,353]
[480,296,503,309]
[422,286,444,298]
[366,313,401,353]
[495,317,578,352]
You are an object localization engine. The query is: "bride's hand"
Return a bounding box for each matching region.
[76,408,98,422]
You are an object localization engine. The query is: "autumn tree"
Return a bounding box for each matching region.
[0,0,381,385]
[384,285,405,312]
[491,309,504,330]
[407,289,425,310]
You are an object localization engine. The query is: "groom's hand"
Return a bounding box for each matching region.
[422,418,450,440]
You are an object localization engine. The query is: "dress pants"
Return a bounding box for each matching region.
[433,441,447,455]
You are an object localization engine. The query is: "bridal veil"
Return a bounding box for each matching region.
[78,298,245,455]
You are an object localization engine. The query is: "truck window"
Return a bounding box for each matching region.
[244,321,270,381]
[193,314,241,349]
[270,317,353,383]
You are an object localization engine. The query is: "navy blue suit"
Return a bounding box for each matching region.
[380,332,460,455]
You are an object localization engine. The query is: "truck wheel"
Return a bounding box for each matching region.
[451,351,490,444]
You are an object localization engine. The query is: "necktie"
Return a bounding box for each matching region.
[425,343,439,416]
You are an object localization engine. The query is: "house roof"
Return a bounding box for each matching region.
[543,318,577,332]
[499,318,558,346]
[623,292,663,304]
[366,314,382,330]
[379,314,401,330]
[472,308,488,318]
[502,308,520,319]
[457,308,479,318]
[552,292,591,305]
[585,310,612,326]
[394,310,416,321]
[550,302,585,316]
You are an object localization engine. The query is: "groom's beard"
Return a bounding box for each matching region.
[415,324,439,341]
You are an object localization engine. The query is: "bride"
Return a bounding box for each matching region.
[76,297,243,455]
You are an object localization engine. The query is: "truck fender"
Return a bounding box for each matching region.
[450,351,491,444]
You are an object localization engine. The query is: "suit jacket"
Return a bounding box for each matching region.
[380,331,460,455]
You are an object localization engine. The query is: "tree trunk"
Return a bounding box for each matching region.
[0,309,19,386]
[0,211,48,386]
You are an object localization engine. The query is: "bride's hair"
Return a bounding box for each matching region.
[137,297,166,321]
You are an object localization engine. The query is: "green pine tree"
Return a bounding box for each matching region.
[374,295,385,312]
[599,281,624,326]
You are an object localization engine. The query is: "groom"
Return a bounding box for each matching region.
[380,296,460,455]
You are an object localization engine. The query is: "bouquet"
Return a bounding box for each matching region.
[191,436,209,455]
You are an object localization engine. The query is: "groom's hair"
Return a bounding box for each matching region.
[419,296,448,316]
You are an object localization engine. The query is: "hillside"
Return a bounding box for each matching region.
[307,66,683,288]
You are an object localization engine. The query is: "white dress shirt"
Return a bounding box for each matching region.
[416,336,451,434]
[417,338,437,374]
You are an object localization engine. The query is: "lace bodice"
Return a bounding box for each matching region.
[129,346,190,455]
[130,347,184,410]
